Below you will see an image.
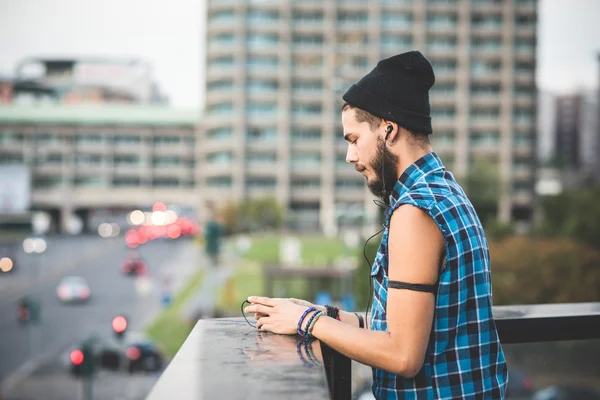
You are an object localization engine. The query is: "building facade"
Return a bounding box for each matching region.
[0,105,199,233]
[201,0,537,234]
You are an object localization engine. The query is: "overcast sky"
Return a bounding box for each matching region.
[0,0,598,109]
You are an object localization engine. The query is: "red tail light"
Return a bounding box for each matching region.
[70,349,84,365]
[126,346,141,360]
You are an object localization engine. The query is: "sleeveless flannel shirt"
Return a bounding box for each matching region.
[370,152,508,399]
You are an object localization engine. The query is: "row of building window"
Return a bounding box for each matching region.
[209,33,535,50]
[0,132,193,146]
[32,176,193,189]
[209,10,533,27]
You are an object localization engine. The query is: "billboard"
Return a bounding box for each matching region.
[0,165,31,214]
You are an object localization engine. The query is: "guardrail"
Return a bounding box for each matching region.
[147,302,600,400]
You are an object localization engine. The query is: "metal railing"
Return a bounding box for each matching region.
[324,302,600,399]
[147,302,600,400]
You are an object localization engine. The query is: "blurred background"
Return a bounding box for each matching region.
[0,0,599,399]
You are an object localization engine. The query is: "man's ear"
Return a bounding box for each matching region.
[382,120,399,144]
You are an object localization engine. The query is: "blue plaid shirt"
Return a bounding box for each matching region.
[370,152,508,399]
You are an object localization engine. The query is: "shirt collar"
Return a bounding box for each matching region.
[388,151,445,205]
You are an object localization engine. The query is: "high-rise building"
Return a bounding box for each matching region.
[201,0,537,233]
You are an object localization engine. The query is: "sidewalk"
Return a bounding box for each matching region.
[181,241,238,320]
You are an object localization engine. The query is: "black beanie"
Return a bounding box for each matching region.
[342,51,436,135]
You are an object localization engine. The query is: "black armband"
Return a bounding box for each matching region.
[388,280,438,294]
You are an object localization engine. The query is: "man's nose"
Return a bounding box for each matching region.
[346,146,357,163]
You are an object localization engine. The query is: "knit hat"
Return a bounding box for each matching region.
[342,51,436,135]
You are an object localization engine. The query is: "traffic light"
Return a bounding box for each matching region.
[69,343,95,378]
[112,315,128,340]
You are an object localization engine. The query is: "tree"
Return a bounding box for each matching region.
[217,197,284,234]
[458,158,501,227]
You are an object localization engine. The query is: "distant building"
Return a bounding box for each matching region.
[202,0,538,233]
[0,76,12,104]
[11,57,168,105]
[0,104,199,233]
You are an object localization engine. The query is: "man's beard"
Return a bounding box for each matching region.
[365,138,399,201]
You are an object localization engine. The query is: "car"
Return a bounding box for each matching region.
[57,276,91,303]
[506,368,535,398]
[0,243,17,274]
[533,385,600,400]
[121,255,147,276]
[67,336,121,377]
[124,333,165,373]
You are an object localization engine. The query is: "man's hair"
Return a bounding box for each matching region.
[342,102,430,147]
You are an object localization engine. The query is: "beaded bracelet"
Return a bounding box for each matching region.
[304,338,319,366]
[325,305,341,321]
[296,339,314,367]
[303,310,323,339]
[297,307,317,336]
[306,311,324,339]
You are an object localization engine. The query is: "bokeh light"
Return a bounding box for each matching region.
[0,257,14,273]
[129,210,145,226]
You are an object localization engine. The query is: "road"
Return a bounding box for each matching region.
[0,234,197,386]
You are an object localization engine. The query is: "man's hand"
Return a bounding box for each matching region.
[251,298,325,320]
[245,296,312,335]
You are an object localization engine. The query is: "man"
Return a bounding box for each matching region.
[203,204,225,267]
[245,51,508,399]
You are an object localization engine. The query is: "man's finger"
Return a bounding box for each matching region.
[256,316,272,330]
[245,304,272,315]
[247,296,278,306]
[254,312,268,320]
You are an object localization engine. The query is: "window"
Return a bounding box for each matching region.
[153,136,182,146]
[246,103,277,118]
[247,9,279,25]
[470,131,500,146]
[426,14,457,29]
[113,177,141,187]
[247,178,276,188]
[209,56,234,69]
[247,127,277,142]
[207,176,232,188]
[292,103,322,118]
[114,135,141,145]
[471,107,499,119]
[292,79,322,92]
[207,127,233,141]
[335,179,363,189]
[432,107,455,119]
[427,37,457,51]
[207,103,234,116]
[76,155,101,165]
[337,11,368,25]
[247,33,279,48]
[381,34,412,50]
[291,129,321,142]
[153,178,180,187]
[0,153,23,164]
[430,84,456,96]
[292,34,323,46]
[74,176,105,187]
[211,10,236,23]
[114,155,141,166]
[0,130,24,144]
[246,80,278,94]
[291,152,321,168]
[209,33,235,47]
[247,152,277,165]
[207,80,235,91]
[292,10,324,24]
[207,151,233,165]
[247,55,278,70]
[33,175,62,188]
[153,156,181,167]
[76,135,103,145]
[292,179,320,189]
[381,12,412,27]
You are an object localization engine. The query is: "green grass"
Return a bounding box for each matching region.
[242,234,346,266]
[146,270,204,357]
[217,234,347,313]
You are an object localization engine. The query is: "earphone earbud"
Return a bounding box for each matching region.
[385,125,393,141]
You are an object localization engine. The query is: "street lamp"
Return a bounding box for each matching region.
[22,237,47,358]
